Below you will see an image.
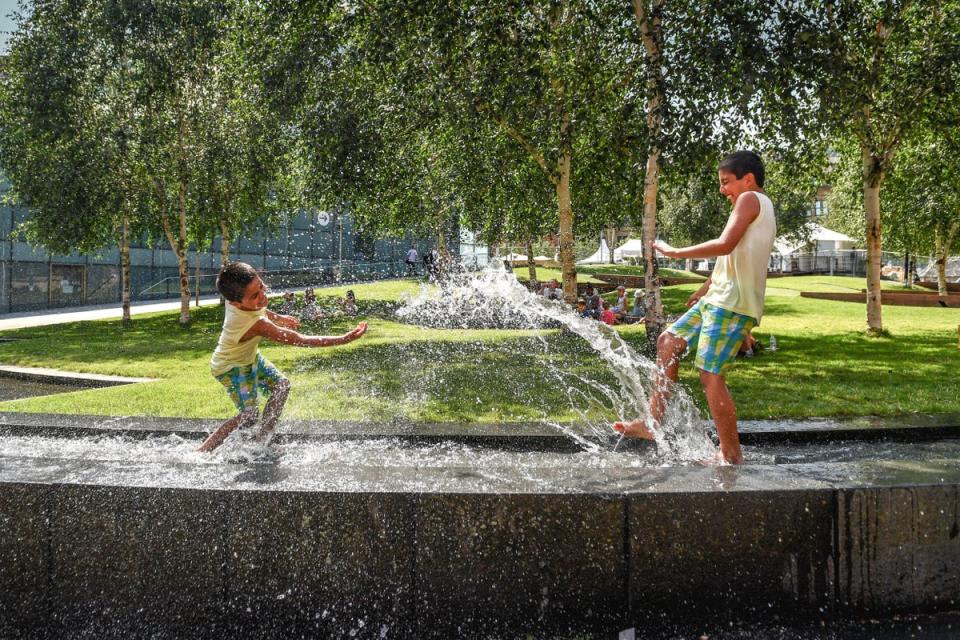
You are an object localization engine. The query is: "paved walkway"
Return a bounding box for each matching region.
[0,279,391,332]
[0,296,225,331]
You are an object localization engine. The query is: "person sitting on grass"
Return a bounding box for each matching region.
[541,278,564,302]
[576,298,591,318]
[738,330,758,357]
[200,262,367,453]
[599,299,617,326]
[302,287,326,321]
[341,290,357,316]
[611,285,629,323]
[623,288,647,325]
[631,288,646,318]
[613,150,776,465]
[583,285,602,319]
[279,291,297,315]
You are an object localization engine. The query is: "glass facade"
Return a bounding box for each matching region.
[0,194,463,313]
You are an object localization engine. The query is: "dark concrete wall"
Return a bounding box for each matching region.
[1,482,958,639]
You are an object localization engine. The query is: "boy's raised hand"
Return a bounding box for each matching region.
[344,321,368,342]
[653,240,678,257]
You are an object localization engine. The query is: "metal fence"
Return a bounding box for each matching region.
[0,259,420,314]
[771,250,870,276]
[685,250,937,281]
[770,250,935,280]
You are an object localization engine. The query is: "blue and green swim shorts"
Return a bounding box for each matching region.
[214,352,288,413]
[667,300,756,376]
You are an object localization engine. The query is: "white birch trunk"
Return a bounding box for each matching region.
[862,144,884,335]
[120,215,131,325]
[557,149,577,304]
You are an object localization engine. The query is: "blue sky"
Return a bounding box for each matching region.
[0,0,22,54]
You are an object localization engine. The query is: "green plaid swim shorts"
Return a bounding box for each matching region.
[667,301,756,376]
[214,352,287,412]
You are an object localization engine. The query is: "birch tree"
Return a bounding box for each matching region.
[0,0,147,324]
[814,0,960,334]
[2,0,290,326]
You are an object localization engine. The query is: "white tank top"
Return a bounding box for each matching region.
[210,304,266,375]
[702,191,776,322]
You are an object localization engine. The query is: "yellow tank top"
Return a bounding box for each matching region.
[210,304,266,375]
[702,191,776,322]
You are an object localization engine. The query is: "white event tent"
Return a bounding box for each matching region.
[774,224,856,255]
[577,238,645,265]
[919,258,960,283]
[614,238,644,260]
[576,239,613,264]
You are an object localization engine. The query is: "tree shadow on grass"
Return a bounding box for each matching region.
[685,330,960,419]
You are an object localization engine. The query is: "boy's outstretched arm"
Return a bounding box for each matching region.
[265,308,300,330]
[246,319,368,347]
[655,192,761,260]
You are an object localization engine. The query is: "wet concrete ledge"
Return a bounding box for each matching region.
[1,455,959,638]
[1,410,959,450]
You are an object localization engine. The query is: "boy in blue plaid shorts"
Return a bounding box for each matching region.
[614,151,776,464]
[199,262,368,453]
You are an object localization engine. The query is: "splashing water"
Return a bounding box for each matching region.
[395,260,715,463]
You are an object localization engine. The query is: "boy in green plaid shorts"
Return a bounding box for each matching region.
[614,151,776,464]
[199,262,368,453]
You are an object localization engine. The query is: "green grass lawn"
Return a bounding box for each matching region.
[765,275,912,296]
[1,275,958,422]
[647,282,960,418]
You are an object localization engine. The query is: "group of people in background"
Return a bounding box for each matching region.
[405,245,442,279]
[536,279,646,327]
[578,284,646,326]
[280,287,357,321]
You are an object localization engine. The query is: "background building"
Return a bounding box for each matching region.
[0,185,452,313]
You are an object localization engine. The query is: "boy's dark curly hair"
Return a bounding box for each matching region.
[217,262,258,302]
[719,150,765,187]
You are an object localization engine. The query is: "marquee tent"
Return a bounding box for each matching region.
[576,239,613,265]
[775,224,856,255]
[919,257,960,283]
[615,238,644,260]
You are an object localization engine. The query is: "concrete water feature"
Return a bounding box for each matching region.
[1,411,959,639]
[2,264,959,638]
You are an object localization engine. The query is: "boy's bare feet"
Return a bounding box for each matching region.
[696,451,743,466]
[696,452,725,466]
[612,419,656,440]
